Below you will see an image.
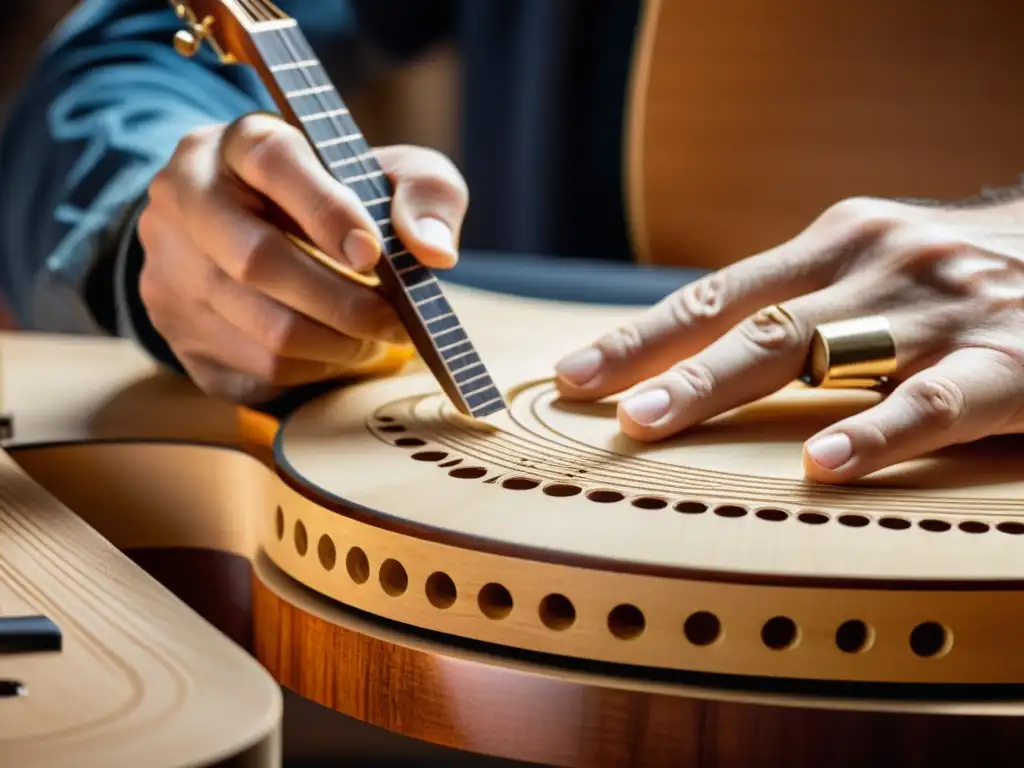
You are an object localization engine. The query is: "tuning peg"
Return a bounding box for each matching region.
[173,29,202,57]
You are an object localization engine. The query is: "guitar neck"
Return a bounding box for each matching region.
[247,23,506,420]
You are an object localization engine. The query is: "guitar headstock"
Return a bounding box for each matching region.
[168,0,291,65]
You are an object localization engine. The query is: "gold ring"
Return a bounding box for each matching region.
[800,314,897,389]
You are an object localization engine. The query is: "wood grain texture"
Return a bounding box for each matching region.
[626,0,1024,267]
[0,450,281,767]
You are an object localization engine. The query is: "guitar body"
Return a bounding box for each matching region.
[627,0,1024,268]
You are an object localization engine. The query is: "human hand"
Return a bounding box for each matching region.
[137,113,468,402]
[554,197,1024,483]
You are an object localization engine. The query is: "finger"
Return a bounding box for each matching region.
[220,113,384,272]
[174,183,406,344]
[140,210,383,366]
[376,145,469,269]
[554,237,832,400]
[612,279,936,442]
[802,347,1023,483]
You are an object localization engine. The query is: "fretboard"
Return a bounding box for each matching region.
[250,24,506,420]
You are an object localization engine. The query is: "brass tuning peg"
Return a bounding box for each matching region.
[173,29,202,57]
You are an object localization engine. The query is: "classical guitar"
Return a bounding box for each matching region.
[6,0,1024,766]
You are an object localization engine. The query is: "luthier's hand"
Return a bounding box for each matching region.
[555,197,1024,483]
[137,113,468,402]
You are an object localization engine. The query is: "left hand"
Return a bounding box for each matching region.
[553,196,1024,484]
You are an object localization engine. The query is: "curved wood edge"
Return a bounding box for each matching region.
[623,0,661,266]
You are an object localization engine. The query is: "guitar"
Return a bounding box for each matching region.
[6,0,1024,766]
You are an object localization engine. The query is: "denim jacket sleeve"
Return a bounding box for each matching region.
[0,0,449,368]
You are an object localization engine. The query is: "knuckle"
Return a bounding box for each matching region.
[596,324,645,362]
[232,231,278,285]
[407,168,469,212]
[668,360,716,399]
[232,120,297,185]
[666,274,727,327]
[256,308,302,357]
[903,376,967,427]
[817,196,906,250]
[146,168,178,210]
[738,306,804,354]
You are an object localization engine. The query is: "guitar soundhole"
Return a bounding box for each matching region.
[683,611,721,646]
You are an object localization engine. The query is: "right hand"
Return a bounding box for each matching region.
[137,113,469,403]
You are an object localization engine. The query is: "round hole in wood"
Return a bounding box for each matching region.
[587,490,625,504]
[294,520,308,556]
[379,559,408,597]
[761,616,799,650]
[919,519,952,533]
[997,521,1024,535]
[674,501,707,515]
[425,572,457,610]
[346,547,370,585]
[835,620,873,654]
[683,611,721,646]
[543,483,582,498]
[797,511,828,525]
[395,437,427,447]
[449,466,487,480]
[378,424,406,433]
[608,604,646,640]
[539,594,576,631]
[959,520,989,534]
[376,416,396,423]
[910,622,952,658]
[879,516,911,530]
[755,508,788,522]
[275,506,285,540]
[439,458,462,468]
[837,514,870,528]
[411,451,448,462]
[478,583,514,619]
[317,534,337,571]
[502,476,540,491]
[632,497,668,510]
[714,505,747,518]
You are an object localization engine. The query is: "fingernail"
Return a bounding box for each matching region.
[342,229,380,271]
[621,388,671,426]
[806,432,853,470]
[416,217,455,254]
[555,347,603,386]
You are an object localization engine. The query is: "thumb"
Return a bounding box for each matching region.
[374,145,469,270]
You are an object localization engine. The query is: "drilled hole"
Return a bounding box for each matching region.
[450,466,487,479]
[761,616,799,650]
[317,535,337,571]
[910,622,951,658]
[683,611,721,646]
[674,501,707,515]
[835,620,873,654]
[879,516,911,530]
[439,458,462,468]
[502,476,540,491]
[294,520,308,556]
[608,604,646,640]
[376,416,396,423]
[714,505,747,518]
[478,583,513,619]
[378,424,406,433]
[0,680,26,698]
[539,594,576,631]
[425,572,457,609]
[756,508,788,522]
[997,521,1024,535]
[395,437,427,447]
[959,521,989,534]
[412,451,447,462]
[632,497,668,510]
[587,490,624,504]
[919,519,952,533]
[838,514,870,528]
[275,506,285,540]
[346,547,370,584]
[379,559,408,597]
[797,511,828,525]
[543,483,582,498]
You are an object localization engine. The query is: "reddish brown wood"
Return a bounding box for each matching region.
[249,571,1024,767]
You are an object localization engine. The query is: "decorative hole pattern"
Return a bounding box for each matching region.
[683,611,721,646]
[608,604,646,640]
[425,572,457,609]
[478,583,514,619]
[294,520,308,556]
[275,506,285,540]
[539,594,576,631]
[910,622,952,658]
[835,620,872,654]
[761,616,799,650]
[370,420,1024,541]
[317,534,336,571]
[346,547,370,584]
[379,558,408,597]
